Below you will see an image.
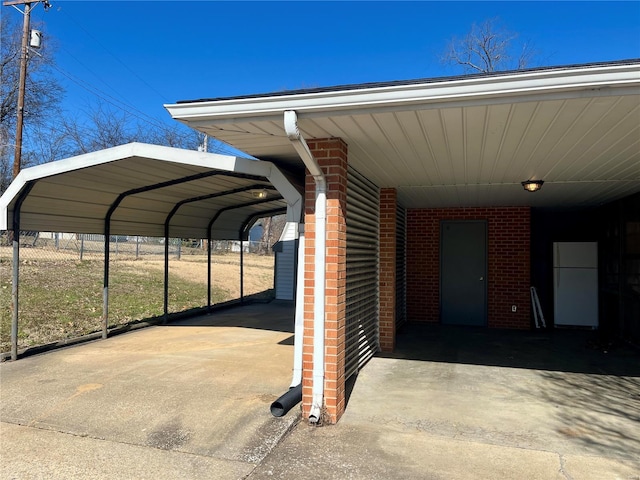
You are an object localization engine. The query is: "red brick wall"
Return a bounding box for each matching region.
[303,138,348,424]
[379,188,397,352]
[407,207,531,329]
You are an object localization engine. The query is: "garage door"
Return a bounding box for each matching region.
[345,167,379,379]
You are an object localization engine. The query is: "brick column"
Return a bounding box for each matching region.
[379,188,397,352]
[302,138,348,424]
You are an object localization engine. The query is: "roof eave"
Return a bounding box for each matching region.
[165,62,640,125]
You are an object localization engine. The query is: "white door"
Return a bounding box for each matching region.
[553,242,598,327]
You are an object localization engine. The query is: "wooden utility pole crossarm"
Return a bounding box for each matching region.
[3,0,35,5]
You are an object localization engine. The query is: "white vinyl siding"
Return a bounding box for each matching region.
[274,222,298,301]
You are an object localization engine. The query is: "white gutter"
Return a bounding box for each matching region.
[166,62,640,124]
[284,110,326,424]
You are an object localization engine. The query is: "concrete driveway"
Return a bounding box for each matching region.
[250,325,640,480]
[2,309,640,480]
[1,302,299,479]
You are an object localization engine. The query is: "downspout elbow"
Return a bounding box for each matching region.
[284,110,325,180]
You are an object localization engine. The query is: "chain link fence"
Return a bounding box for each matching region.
[1,231,275,355]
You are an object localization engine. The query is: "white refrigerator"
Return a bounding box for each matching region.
[553,242,599,328]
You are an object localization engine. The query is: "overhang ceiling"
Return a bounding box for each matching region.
[166,60,640,209]
[0,143,302,239]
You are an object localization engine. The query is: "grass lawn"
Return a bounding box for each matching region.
[0,259,230,352]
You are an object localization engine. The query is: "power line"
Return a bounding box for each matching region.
[7,4,250,160]
[57,5,169,103]
[41,4,198,146]
[49,62,175,132]
[29,60,246,158]
[46,45,244,157]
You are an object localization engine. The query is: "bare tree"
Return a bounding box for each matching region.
[21,122,69,168]
[442,18,536,74]
[0,127,11,194]
[257,215,287,254]
[147,125,201,150]
[1,15,64,193]
[58,103,142,155]
[55,99,202,158]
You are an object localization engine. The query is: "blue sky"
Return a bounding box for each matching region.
[10,1,640,132]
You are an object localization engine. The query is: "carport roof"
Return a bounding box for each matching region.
[0,142,302,239]
[166,59,640,209]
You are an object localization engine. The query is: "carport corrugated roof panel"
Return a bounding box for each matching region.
[0,143,301,239]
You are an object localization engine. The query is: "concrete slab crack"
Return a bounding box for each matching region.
[558,453,573,480]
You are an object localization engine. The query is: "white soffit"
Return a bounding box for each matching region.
[0,143,302,238]
[166,61,640,209]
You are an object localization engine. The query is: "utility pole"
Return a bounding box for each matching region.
[3,0,49,179]
[198,134,209,152]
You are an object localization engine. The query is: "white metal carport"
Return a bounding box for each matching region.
[0,142,302,360]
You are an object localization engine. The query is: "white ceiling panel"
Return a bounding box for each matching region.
[168,61,640,209]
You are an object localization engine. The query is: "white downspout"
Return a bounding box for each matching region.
[290,222,304,387]
[284,110,326,424]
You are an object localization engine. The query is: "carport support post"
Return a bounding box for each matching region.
[207,233,212,309]
[102,227,110,339]
[11,232,20,361]
[240,238,244,303]
[10,183,34,360]
[163,228,170,321]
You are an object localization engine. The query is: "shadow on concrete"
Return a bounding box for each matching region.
[535,369,640,460]
[382,323,640,376]
[169,300,295,334]
[367,323,640,463]
[3,296,294,362]
[278,335,295,346]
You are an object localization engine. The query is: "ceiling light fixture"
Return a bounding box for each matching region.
[251,189,268,199]
[521,180,544,193]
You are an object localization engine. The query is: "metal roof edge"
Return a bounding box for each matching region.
[0,143,302,231]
